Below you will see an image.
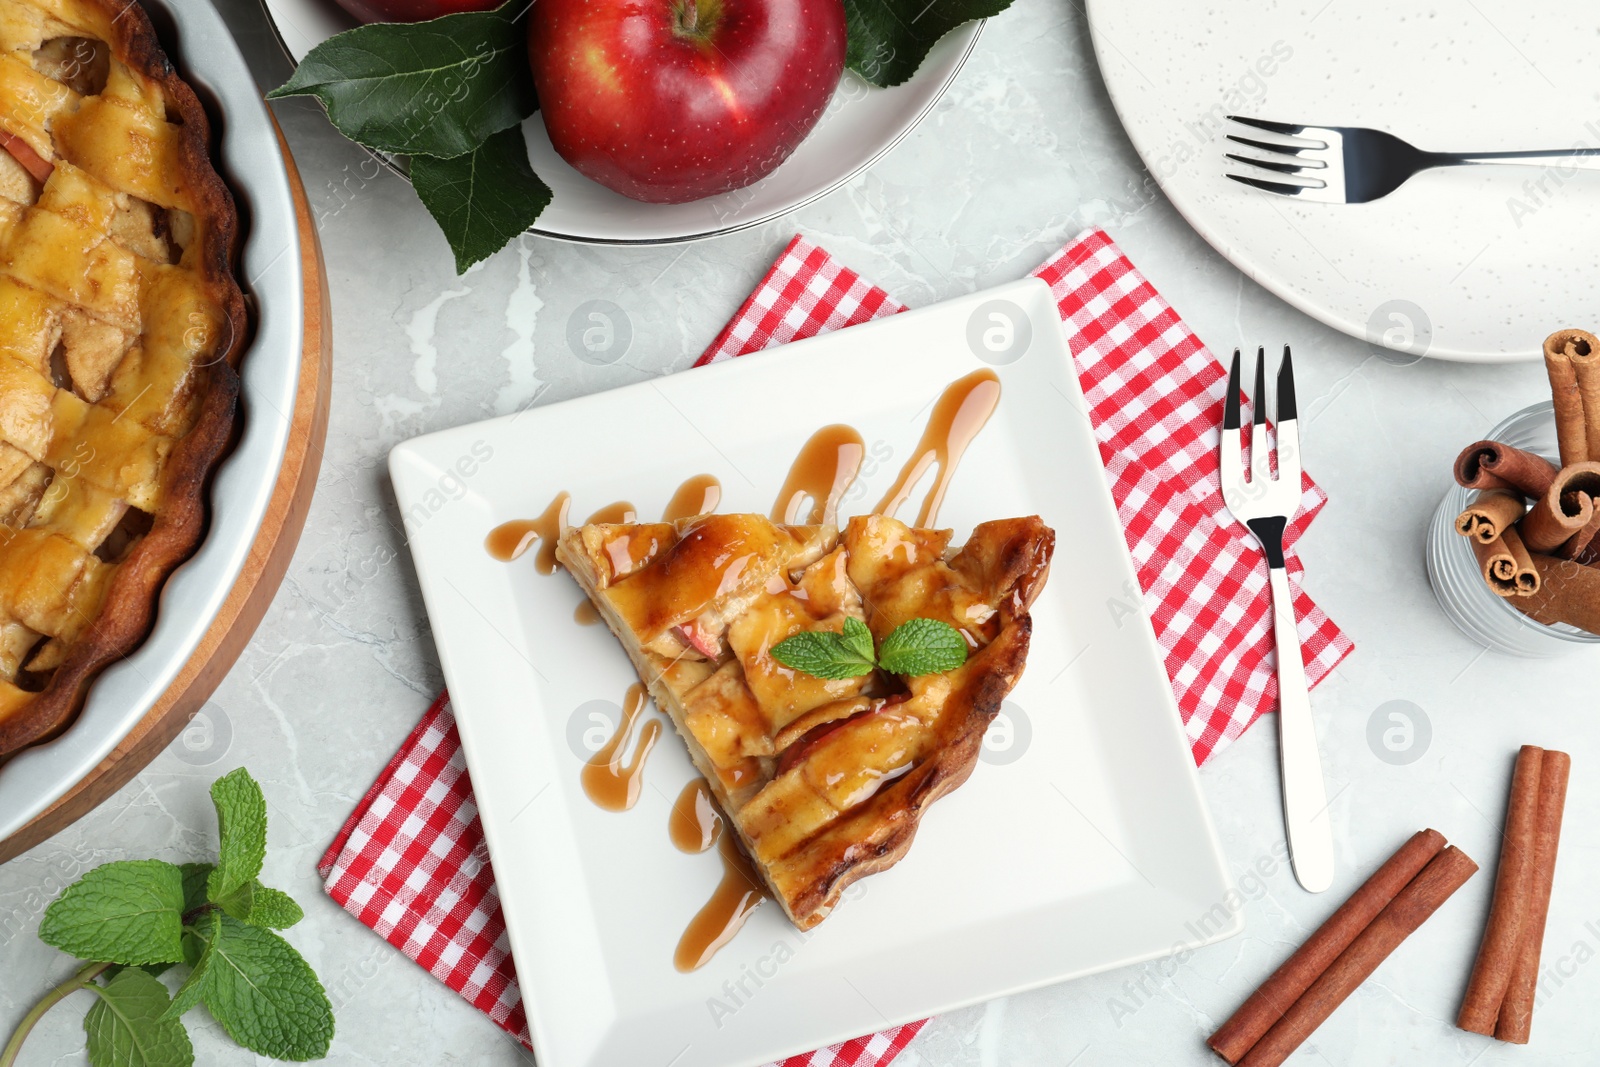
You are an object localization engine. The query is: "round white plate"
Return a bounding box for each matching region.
[260,0,982,244]
[0,0,302,839]
[1085,0,1600,362]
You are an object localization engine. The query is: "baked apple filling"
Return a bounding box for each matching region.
[559,511,1054,928]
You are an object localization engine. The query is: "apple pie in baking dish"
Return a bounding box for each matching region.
[0,0,244,757]
[559,511,1055,929]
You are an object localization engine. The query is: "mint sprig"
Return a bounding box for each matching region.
[771,616,969,680]
[3,769,333,1067]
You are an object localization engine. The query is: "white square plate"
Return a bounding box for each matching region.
[389,278,1239,1067]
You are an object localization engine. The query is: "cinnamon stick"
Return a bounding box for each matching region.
[1544,331,1589,466]
[1238,846,1479,1067]
[1513,553,1600,632]
[1555,508,1600,564]
[1549,330,1600,462]
[1471,528,1539,597]
[1518,462,1600,554]
[1454,489,1526,544]
[1207,830,1447,1065]
[1458,746,1545,1035]
[1453,440,1559,498]
[1496,748,1571,1044]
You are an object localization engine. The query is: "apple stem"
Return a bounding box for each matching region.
[683,0,698,33]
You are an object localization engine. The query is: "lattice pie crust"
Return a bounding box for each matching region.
[0,0,244,757]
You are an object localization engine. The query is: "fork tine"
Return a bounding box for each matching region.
[1225,134,1319,158]
[1220,349,1244,500]
[1276,345,1301,487]
[1227,115,1310,136]
[1277,344,1297,421]
[1226,173,1316,197]
[1224,152,1324,176]
[1223,349,1242,431]
[1251,346,1273,485]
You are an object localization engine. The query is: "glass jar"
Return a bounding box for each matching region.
[1426,401,1600,657]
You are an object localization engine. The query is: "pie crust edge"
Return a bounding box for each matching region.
[0,0,246,757]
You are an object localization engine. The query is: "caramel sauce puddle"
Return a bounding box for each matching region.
[876,368,1001,526]
[579,683,660,812]
[771,424,864,526]
[484,491,569,571]
[669,778,767,972]
[663,473,722,522]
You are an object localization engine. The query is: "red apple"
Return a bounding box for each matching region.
[527,0,847,204]
[331,0,498,24]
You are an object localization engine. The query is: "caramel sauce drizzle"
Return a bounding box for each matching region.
[580,683,660,812]
[573,600,602,626]
[663,474,723,522]
[584,501,638,525]
[671,780,767,972]
[772,424,865,526]
[485,491,570,572]
[875,369,1001,527]
[485,372,1004,970]
[668,777,720,854]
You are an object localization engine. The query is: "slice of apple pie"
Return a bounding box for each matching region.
[558,511,1054,929]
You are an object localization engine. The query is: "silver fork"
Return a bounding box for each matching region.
[1219,345,1332,894]
[1224,115,1600,204]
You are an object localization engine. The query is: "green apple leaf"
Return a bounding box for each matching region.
[266,0,537,158]
[411,125,552,273]
[39,860,186,965]
[83,968,194,1067]
[844,0,1016,87]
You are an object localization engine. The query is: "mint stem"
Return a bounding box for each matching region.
[0,960,111,1067]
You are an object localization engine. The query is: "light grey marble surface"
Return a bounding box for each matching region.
[2,0,1596,1064]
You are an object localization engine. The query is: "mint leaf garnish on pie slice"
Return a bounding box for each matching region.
[772,616,969,679]
[39,860,186,966]
[83,967,194,1067]
[266,0,537,159]
[876,617,969,675]
[843,0,1017,87]
[770,623,878,679]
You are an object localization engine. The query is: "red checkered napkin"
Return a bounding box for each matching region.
[321,228,1352,1060]
[317,694,926,1063]
[698,230,1352,762]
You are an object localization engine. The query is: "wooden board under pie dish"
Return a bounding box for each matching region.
[0,122,329,864]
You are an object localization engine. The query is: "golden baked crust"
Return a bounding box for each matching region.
[0,0,244,757]
[558,512,1055,929]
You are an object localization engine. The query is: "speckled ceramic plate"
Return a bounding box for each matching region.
[389,278,1237,1067]
[1087,0,1599,362]
[258,0,982,244]
[0,0,302,843]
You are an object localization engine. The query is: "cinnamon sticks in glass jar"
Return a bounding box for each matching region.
[1207,830,1477,1067]
[1450,329,1600,627]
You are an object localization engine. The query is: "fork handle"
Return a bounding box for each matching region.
[1267,566,1334,892]
[1435,148,1600,171]
[1248,521,1334,894]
